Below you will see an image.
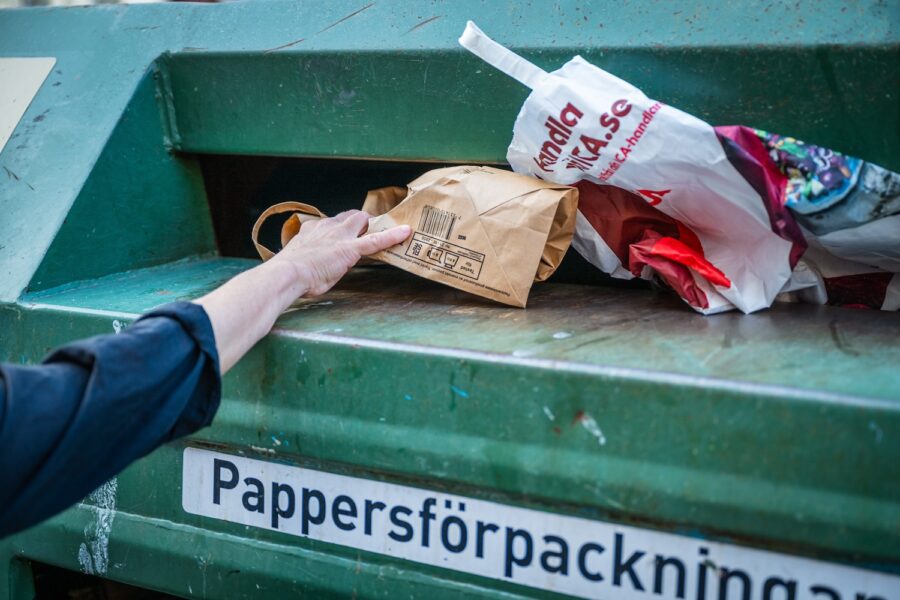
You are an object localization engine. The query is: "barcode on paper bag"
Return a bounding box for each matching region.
[418,205,457,240]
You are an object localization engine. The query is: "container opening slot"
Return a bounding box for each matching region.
[196,154,631,286]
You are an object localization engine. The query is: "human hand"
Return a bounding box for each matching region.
[269,210,410,297]
[197,210,408,373]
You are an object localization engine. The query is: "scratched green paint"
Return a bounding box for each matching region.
[1,289,900,598]
[20,262,900,403]
[1,0,899,597]
[28,74,215,292]
[7,266,900,563]
[0,0,897,299]
[159,46,899,166]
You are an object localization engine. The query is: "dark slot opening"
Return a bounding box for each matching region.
[31,561,181,599]
[196,154,643,287]
[198,155,471,259]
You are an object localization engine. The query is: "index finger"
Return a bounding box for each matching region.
[342,210,372,237]
[331,209,364,224]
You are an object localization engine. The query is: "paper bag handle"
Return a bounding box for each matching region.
[251,201,325,261]
[458,21,547,89]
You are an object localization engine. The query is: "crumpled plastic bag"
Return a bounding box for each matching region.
[459,21,900,313]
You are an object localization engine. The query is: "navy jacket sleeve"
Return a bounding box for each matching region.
[0,301,221,538]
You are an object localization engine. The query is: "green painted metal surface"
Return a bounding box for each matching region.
[29,73,215,292]
[1,0,898,300]
[158,46,900,165]
[3,263,900,597]
[1,0,898,598]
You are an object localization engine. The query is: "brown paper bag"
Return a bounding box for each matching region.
[252,166,578,307]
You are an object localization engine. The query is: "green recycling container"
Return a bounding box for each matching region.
[1,1,898,598]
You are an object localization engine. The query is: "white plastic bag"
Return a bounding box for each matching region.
[459,21,800,314]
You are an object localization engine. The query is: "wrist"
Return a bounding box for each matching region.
[262,256,312,307]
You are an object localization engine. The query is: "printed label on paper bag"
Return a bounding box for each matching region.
[406,232,485,281]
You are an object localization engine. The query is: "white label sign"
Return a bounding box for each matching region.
[183,448,898,599]
[0,57,56,155]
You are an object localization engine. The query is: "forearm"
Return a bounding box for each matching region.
[195,211,410,375]
[195,259,307,374]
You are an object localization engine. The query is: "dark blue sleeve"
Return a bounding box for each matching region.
[0,301,221,538]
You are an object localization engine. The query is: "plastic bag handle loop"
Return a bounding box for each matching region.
[458,21,547,90]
